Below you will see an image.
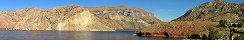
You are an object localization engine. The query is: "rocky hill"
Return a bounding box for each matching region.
[173,0,244,22]
[139,0,244,38]
[0,5,161,31]
[140,21,218,38]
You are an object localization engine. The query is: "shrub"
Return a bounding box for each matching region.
[208,28,218,40]
[219,20,227,27]
[239,19,244,28]
[237,23,241,27]
[232,24,238,27]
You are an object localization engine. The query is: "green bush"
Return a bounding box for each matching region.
[219,20,227,27]
[239,19,244,28]
[208,28,218,40]
[232,24,238,27]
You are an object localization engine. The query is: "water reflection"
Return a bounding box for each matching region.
[0,30,182,40]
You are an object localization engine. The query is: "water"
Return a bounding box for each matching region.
[0,30,182,40]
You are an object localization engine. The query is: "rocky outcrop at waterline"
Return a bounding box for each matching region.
[0,5,161,31]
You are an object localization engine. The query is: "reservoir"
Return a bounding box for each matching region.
[0,30,182,40]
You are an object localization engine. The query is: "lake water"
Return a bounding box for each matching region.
[0,30,182,40]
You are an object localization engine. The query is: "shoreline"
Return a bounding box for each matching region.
[0,29,136,32]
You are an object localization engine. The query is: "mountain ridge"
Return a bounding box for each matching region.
[0,5,161,31]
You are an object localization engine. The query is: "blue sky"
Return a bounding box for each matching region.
[0,0,243,22]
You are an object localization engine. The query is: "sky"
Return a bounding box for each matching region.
[0,0,243,22]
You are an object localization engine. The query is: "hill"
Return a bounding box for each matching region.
[140,0,244,38]
[173,0,244,22]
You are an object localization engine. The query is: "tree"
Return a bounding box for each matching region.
[239,19,244,28]
[232,24,238,27]
[219,20,227,27]
[208,28,218,40]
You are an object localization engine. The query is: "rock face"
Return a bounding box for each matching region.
[173,1,244,22]
[0,5,161,31]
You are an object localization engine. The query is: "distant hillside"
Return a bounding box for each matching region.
[173,0,244,22]
[0,5,161,31]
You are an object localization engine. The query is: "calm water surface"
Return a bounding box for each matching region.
[0,30,182,40]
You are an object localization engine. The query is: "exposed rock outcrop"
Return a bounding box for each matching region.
[0,5,161,31]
